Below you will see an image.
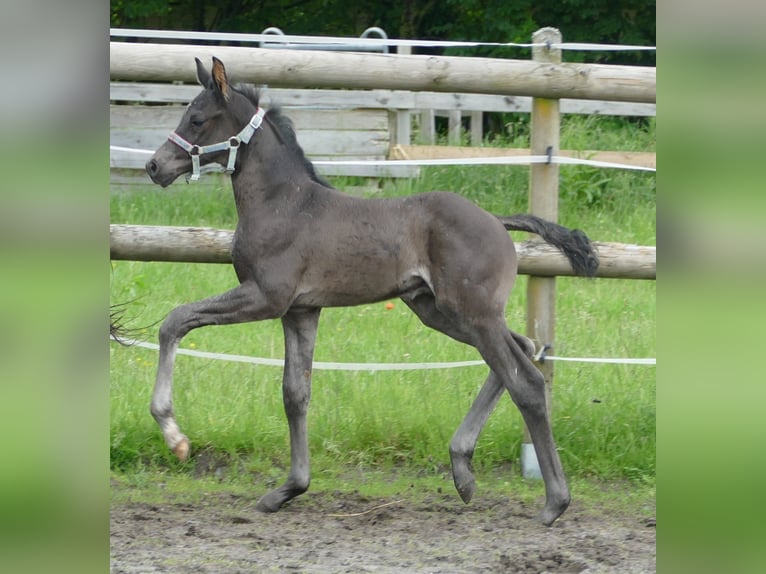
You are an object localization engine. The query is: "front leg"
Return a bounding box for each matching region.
[257,308,321,512]
[150,336,191,461]
[150,281,283,461]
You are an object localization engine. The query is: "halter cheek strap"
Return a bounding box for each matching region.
[168,107,266,181]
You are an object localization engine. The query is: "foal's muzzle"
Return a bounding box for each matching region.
[145,158,160,179]
[144,149,186,188]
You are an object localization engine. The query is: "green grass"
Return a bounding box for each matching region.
[110,115,655,489]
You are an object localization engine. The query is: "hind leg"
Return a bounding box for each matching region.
[402,294,537,505]
[474,321,570,526]
[449,372,503,503]
[448,330,536,504]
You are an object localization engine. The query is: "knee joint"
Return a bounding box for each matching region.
[158,314,180,345]
[449,440,474,460]
[159,305,196,344]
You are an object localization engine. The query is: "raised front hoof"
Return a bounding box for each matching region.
[537,496,571,527]
[172,437,190,462]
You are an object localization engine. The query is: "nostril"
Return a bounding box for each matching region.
[146,159,158,175]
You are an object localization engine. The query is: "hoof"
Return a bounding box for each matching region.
[255,495,282,513]
[454,478,476,504]
[172,437,190,461]
[450,451,476,504]
[537,496,571,526]
[256,482,308,513]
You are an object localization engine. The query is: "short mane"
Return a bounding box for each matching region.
[233,84,333,188]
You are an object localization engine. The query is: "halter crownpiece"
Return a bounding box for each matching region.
[168,107,267,181]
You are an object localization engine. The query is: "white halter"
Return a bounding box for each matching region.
[167,107,267,181]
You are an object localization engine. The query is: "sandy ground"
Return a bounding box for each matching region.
[111,485,655,573]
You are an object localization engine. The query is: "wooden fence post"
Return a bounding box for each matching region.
[522,27,562,479]
[418,109,436,144]
[470,111,483,145]
[395,43,413,146]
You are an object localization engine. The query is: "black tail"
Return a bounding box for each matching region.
[110,303,139,346]
[497,214,599,277]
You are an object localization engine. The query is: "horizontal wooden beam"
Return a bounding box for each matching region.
[110,224,656,280]
[110,43,656,103]
[110,82,657,117]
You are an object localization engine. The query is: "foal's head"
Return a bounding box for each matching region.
[146,57,261,187]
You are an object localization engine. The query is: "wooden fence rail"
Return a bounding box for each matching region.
[111,82,655,149]
[110,42,656,103]
[110,82,656,117]
[109,224,656,280]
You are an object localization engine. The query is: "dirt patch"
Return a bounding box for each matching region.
[111,487,655,573]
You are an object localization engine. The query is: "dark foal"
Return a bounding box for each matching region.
[146,57,598,526]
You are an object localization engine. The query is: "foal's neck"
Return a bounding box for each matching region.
[230,113,318,210]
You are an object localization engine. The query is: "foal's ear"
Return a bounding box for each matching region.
[195,57,211,88]
[211,57,231,102]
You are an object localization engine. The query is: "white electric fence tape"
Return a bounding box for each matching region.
[110,145,655,172]
[112,338,655,370]
[110,28,656,52]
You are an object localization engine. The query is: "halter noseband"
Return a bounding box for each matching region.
[168,107,267,181]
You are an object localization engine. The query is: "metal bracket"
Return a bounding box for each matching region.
[533,344,552,364]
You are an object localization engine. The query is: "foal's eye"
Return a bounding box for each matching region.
[190,118,204,128]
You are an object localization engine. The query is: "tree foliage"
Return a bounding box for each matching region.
[111,0,655,66]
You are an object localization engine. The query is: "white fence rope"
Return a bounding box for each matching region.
[110,145,655,172]
[112,338,656,369]
[315,157,655,172]
[110,28,656,52]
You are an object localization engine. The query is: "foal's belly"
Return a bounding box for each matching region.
[293,260,430,308]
